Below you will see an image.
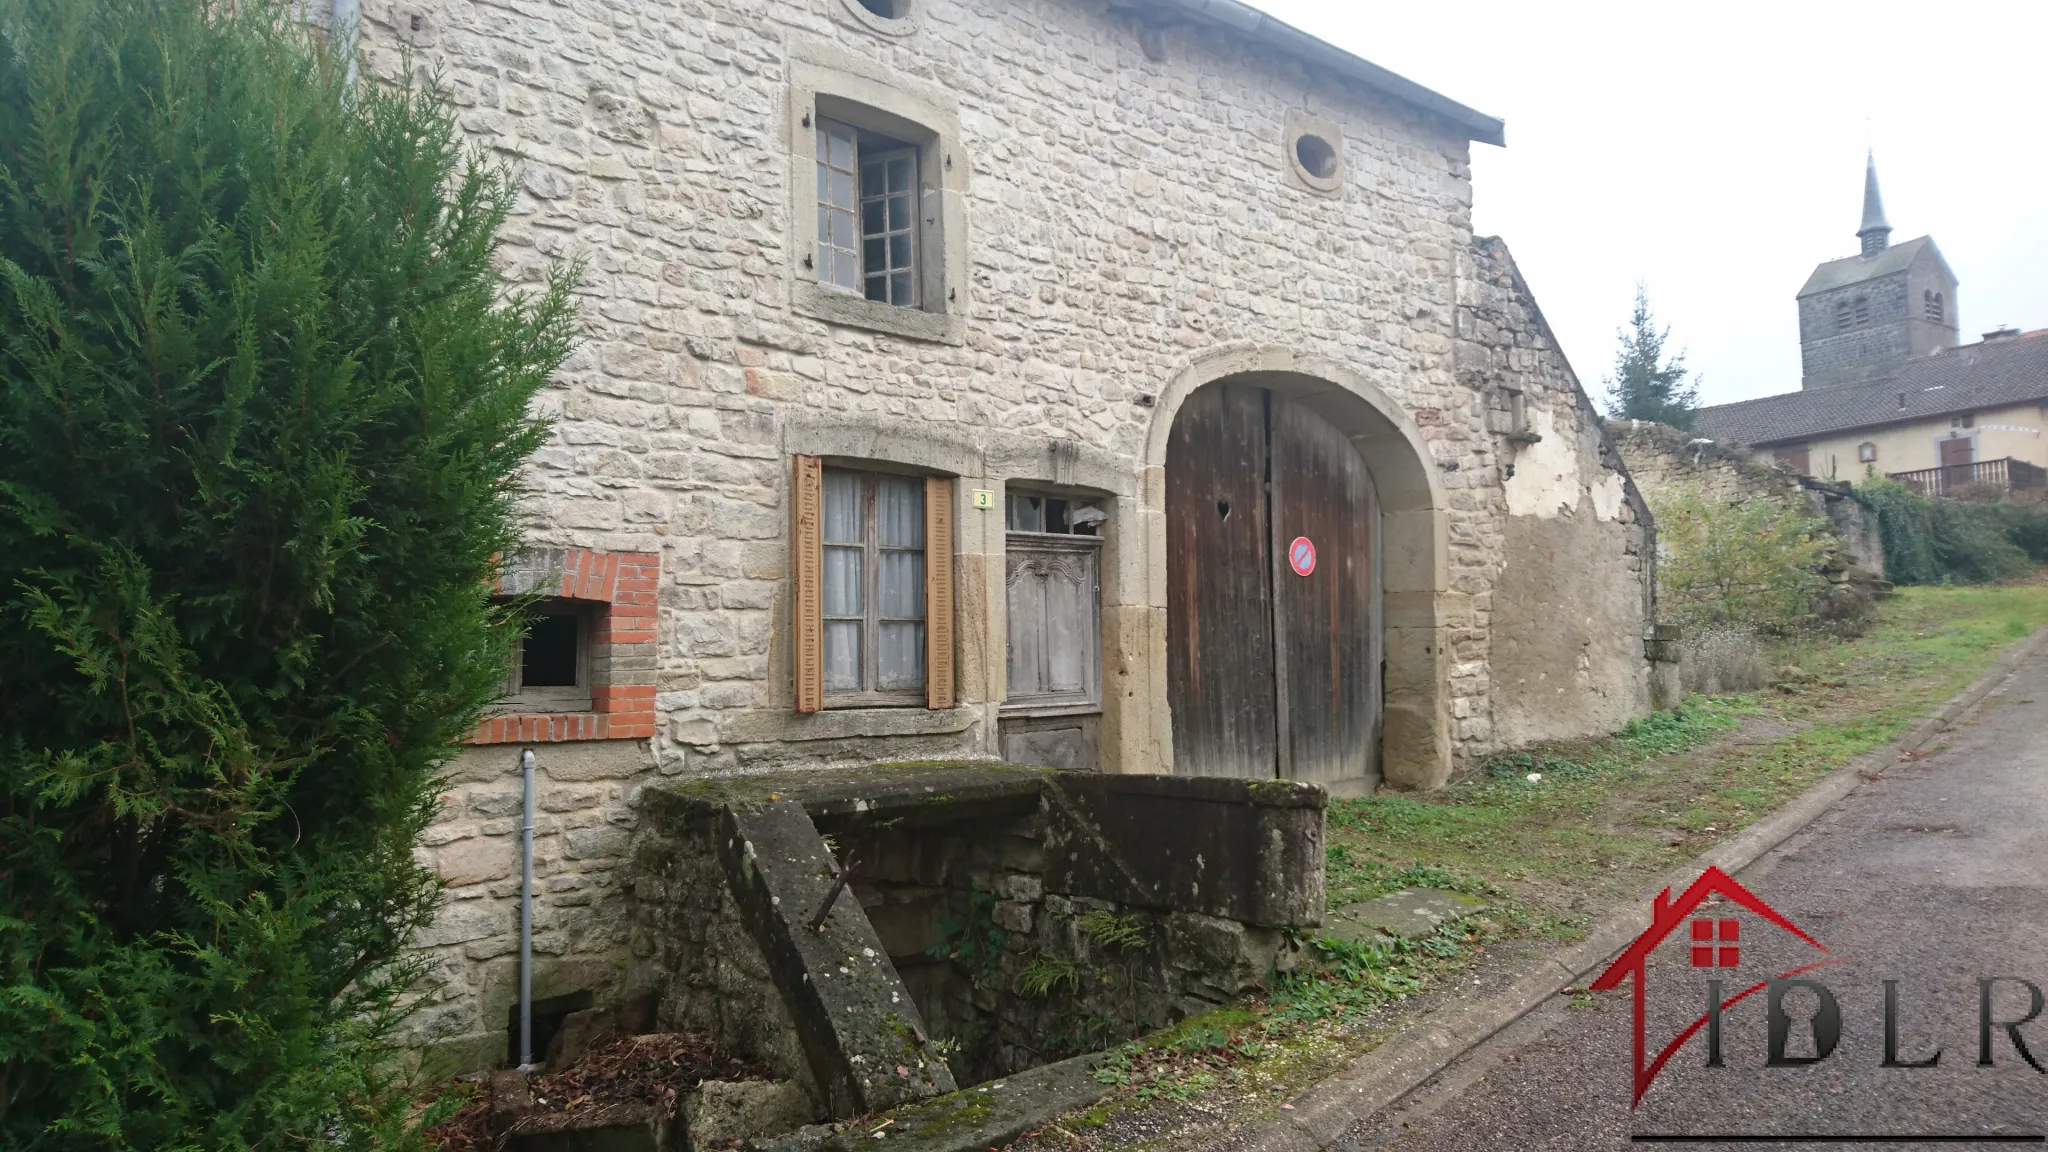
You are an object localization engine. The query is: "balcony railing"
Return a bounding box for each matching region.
[1887,457,2048,497]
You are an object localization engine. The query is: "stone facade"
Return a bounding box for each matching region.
[362,0,1662,1073]
[408,739,654,1075]
[1799,271,1914,387]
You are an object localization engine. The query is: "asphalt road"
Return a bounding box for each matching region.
[1336,649,2048,1152]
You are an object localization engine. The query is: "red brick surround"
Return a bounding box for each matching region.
[469,548,659,744]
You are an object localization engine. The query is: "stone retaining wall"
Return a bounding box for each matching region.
[1611,419,1887,582]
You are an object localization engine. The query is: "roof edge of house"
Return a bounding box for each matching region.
[1151,0,1507,147]
[1735,393,2048,448]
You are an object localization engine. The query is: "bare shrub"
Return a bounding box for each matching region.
[1679,627,1769,696]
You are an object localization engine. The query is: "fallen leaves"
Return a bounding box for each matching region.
[424,1032,771,1150]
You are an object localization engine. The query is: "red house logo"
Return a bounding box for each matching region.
[1589,866,1842,1106]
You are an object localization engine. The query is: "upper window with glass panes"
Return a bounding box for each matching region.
[816,120,921,308]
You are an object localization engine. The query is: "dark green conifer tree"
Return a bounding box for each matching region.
[1604,283,1701,430]
[0,0,575,1144]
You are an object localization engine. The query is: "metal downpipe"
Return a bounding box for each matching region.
[519,747,537,1070]
[328,0,360,88]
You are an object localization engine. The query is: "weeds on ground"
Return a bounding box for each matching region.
[1035,583,2048,1141]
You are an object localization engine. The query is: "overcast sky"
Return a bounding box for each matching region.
[1244,0,2048,409]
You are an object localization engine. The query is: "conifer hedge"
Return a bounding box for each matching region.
[0,0,575,1144]
[1857,480,2048,586]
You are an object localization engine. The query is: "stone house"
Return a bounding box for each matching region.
[351,0,1661,1074]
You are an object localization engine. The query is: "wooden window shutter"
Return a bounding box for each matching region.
[792,455,824,713]
[924,476,955,710]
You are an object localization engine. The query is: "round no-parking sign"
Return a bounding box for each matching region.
[1288,536,1317,576]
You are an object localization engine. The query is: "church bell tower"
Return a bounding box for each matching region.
[1795,153,1959,389]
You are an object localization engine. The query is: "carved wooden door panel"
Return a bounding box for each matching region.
[1165,384,1279,778]
[1005,537,1100,708]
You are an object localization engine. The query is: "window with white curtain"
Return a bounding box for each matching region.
[820,468,927,699]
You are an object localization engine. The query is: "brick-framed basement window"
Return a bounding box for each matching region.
[469,548,658,744]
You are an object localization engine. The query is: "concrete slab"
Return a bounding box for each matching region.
[759,1051,1109,1152]
[1323,889,1481,942]
[716,800,955,1115]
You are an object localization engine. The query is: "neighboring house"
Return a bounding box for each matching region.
[1694,327,2048,492]
[353,0,1661,1073]
[1695,155,2046,495]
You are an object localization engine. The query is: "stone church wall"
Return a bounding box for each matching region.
[1799,273,1912,388]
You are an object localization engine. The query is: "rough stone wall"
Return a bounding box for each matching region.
[406,740,658,1074]
[1610,419,1886,582]
[1611,420,1806,506]
[610,767,1317,1096]
[354,0,1490,773]
[1799,274,1911,388]
[1456,239,1655,750]
[625,803,814,1097]
[837,808,1296,1084]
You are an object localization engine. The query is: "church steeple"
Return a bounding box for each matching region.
[1857,150,1892,258]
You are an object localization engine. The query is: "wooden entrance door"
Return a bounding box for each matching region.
[1165,384,1380,785]
[1938,435,1974,493]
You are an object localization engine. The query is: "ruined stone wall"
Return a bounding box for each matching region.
[1610,420,1807,506]
[1456,239,1656,750]
[1610,418,1887,585]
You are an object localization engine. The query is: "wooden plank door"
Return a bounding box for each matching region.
[1268,398,1379,786]
[1938,435,1973,494]
[1166,385,1278,778]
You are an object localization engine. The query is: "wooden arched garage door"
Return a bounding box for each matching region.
[1166,383,1380,787]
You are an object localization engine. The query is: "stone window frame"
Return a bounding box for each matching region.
[834,0,920,38]
[1858,441,1878,463]
[1283,109,1346,197]
[786,51,968,346]
[471,548,658,744]
[792,451,957,715]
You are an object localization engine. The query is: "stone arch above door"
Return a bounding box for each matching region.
[1133,345,1454,792]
